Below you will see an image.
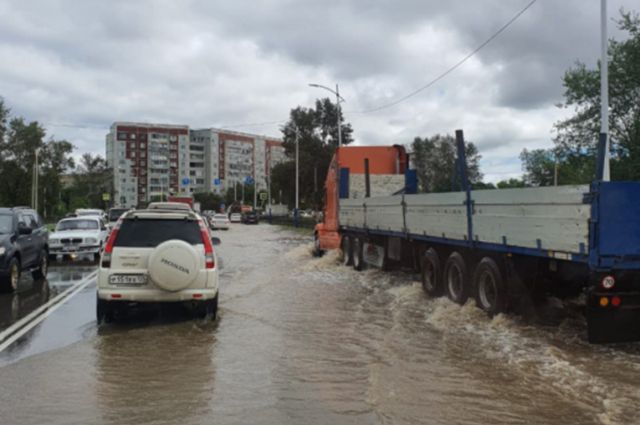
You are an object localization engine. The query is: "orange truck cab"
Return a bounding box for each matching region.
[314,145,411,253]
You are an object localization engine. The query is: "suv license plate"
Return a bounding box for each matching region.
[109,274,147,285]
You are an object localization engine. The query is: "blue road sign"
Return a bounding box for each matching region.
[182,177,190,186]
[214,178,221,186]
[245,176,254,185]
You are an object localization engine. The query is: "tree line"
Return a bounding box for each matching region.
[0,98,112,220]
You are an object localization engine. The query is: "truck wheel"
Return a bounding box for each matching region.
[421,248,442,297]
[444,252,470,305]
[0,258,21,293]
[96,297,114,324]
[32,250,49,279]
[474,257,507,316]
[341,236,353,266]
[352,237,365,271]
[312,233,324,257]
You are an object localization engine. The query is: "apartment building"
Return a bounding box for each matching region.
[189,128,286,195]
[106,122,285,207]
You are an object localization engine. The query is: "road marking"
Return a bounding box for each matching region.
[0,270,98,353]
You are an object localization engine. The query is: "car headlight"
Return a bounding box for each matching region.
[0,246,5,256]
[84,237,98,244]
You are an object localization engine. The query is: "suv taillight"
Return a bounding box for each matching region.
[101,222,120,268]
[199,220,215,269]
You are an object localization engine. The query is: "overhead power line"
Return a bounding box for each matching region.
[352,0,538,114]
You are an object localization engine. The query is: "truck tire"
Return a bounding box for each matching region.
[0,257,21,293]
[444,252,470,305]
[421,248,442,297]
[32,250,49,279]
[473,257,507,316]
[312,233,324,257]
[352,237,365,271]
[341,236,353,266]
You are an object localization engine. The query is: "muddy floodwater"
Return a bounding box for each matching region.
[1,224,640,425]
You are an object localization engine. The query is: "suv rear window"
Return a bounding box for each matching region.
[114,219,202,247]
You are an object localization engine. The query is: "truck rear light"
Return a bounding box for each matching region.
[199,219,215,269]
[599,296,609,307]
[611,296,621,307]
[601,275,615,290]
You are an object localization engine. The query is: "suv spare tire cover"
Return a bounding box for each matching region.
[148,240,200,291]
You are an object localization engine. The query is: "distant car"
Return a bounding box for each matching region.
[107,207,129,230]
[49,216,109,262]
[229,213,242,223]
[210,214,230,230]
[0,207,49,292]
[242,211,259,224]
[96,208,220,323]
[75,208,106,221]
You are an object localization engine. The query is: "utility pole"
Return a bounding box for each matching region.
[336,84,342,148]
[234,181,237,201]
[253,181,257,210]
[554,161,559,186]
[295,127,300,226]
[32,147,41,211]
[601,0,610,181]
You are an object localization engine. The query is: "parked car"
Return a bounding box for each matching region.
[0,207,49,292]
[96,208,221,323]
[210,214,230,230]
[242,211,259,224]
[75,208,107,221]
[229,213,242,223]
[49,216,109,262]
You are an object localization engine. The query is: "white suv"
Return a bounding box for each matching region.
[97,208,220,323]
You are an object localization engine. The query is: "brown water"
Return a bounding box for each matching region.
[1,224,640,425]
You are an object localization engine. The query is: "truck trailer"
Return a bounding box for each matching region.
[314,130,640,343]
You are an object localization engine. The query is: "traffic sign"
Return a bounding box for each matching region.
[214,178,221,186]
[102,193,111,201]
[260,192,267,201]
[182,177,190,186]
[245,176,254,185]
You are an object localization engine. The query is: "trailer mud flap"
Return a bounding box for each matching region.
[587,293,640,343]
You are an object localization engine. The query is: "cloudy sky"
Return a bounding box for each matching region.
[0,0,636,181]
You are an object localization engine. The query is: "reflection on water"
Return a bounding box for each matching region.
[0,278,50,331]
[95,321,218,425]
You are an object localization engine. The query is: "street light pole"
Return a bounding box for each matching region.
[308,83,345,148]
[600,0,610,181]
[295,127,299,226]
[32,147,41,211]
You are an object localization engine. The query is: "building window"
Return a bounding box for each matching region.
[140,151,146,158]
[140,160,146,167]
[118,132,127,140]
[129,142,136,149]
[131,151,136,158]
[140,142,146,149]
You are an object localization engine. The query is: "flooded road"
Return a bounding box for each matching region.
[1,224,640,424]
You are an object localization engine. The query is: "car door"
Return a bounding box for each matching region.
[30,212,48,258]
[99,219,108,245]
[16,213,36,267]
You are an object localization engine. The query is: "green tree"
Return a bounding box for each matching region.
[554,10,640,181]
[279,98,354,209]
[194,192,224,212]
[496,178,526,189]
[64,153,112,210]
[410,134,483,193]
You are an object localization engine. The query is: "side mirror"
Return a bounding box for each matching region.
[18,224,32,235]
[211,237,221,246]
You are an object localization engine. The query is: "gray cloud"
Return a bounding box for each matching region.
[0,0,636,181]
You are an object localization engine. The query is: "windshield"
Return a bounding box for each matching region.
[56,219,99,231]
[214,214,227,219]
[115,219,201,247]
[77,211,102,216]
[0,214,12,234]
[108,209,128,222]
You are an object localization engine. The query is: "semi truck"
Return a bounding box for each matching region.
[314,130,640,343]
